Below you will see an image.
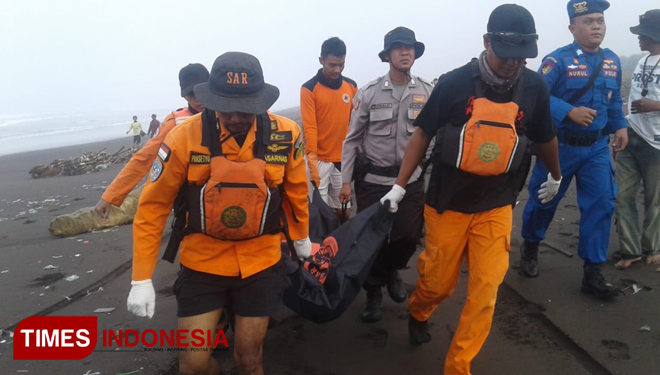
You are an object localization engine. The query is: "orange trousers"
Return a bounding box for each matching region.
[409,205,512,375]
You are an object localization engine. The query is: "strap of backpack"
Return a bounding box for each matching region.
[567,49,605,105]
[254,112,272,159]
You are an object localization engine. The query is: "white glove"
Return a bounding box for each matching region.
[294,237,313,260]
[127,279,155,319]
[538,173,562,204]
[380,184,406,213]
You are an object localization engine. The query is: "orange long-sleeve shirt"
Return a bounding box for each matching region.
[301,70,357,163]
[102,107,193,206]
[132,112,309,280]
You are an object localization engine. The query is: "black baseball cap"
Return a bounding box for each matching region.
[179,63,210,97]
[487,4,538,59]
[194,52,280,114]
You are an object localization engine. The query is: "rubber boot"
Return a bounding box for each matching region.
[386,270,407,303]
[520,241,539,278]
[362,287,383,323]
[408,315,431,346]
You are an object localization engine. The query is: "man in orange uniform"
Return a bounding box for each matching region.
[126,52,310,375]
[301,37,357,219]
[383,5,561,374]
[94,63,209,218]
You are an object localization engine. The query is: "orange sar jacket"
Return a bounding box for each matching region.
[132,112,309,281]
[301,70,357,162]
[102,107,193,206]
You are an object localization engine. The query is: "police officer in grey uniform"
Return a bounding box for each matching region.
[339,26,434,322]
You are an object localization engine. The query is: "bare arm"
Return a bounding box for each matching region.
[394,128,432,188]
[535,137,561,181]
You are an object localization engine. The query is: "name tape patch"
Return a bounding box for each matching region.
[190,153,211,164]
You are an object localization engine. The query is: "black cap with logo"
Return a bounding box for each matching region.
[487,4,538,59]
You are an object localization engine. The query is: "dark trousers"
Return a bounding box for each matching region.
[356,179,425,288]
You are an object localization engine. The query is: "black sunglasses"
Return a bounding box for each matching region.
[487,32,539,47]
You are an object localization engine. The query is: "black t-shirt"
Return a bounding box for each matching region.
[415,61,556,214]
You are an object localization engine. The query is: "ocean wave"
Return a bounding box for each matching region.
[0,122,126,141]
[0,114,79,128]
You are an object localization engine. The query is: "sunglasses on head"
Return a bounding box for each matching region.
[487,32,539,46]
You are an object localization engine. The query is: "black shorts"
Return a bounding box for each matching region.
[173,261,291,318]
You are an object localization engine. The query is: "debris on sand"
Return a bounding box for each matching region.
[29,147,139,179]
[93,307,115,314]
[49,186,142,237]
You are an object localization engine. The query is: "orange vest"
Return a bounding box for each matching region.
[132,112,309,281]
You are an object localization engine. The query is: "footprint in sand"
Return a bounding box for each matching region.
[29,272,66,288]
[601,340,631,360]
[359,328,388,348]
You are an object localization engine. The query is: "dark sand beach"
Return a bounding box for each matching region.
[1,110,659,374]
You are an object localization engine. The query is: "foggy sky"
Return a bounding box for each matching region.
[0,0,657,116]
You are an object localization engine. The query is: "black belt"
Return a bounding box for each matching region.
[368,165,400,178]
[561,129,608,147]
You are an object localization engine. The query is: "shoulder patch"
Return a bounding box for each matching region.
[541,63,554,75]
[352,97,361,111]
[158,143,171,162]
[270,131,292,143]
[190,153,210,164]
[150,159,164,182]
[294,133,304,159]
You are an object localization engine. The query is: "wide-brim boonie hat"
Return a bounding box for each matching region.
[194,52,279,114]
[378,27,425,62]
[631,9,660,42]
[179,63,209,97]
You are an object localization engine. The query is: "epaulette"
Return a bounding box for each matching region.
[417,76,434,87]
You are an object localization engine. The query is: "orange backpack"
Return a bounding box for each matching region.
[436,60,527,176]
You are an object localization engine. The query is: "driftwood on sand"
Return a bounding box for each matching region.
[29,147,139,179]
[49,185,143,237]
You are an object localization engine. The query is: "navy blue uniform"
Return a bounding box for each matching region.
[522,41,626,264]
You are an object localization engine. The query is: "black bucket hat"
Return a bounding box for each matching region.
[378,27,425,62]
[631,9,660,43]
[179,63,210,97]
[487,4,539,59]
[194,52,280,114]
